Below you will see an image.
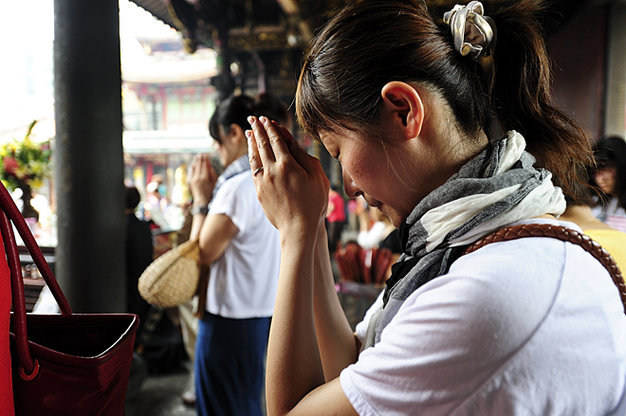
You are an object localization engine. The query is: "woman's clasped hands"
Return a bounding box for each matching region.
[188,154,218,207]
[246,116,329,235]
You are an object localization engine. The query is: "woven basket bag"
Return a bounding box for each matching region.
[138,239,201,308]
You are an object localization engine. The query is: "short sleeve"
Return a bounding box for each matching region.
[209,172,259,234]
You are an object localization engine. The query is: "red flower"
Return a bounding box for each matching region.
[3,157,18,175]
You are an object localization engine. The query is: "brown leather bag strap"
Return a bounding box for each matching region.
[464,223,626,314]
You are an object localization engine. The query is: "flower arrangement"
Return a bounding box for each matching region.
[1,120,52,191]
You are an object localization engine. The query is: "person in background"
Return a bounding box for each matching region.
[326,185,346,253]
[188,93,284,416]
[174,202,201,407]
[171,164,192,208]
[144,174,171,230]
[356,201,395,249]
[591,135,626,233]
[246,1,626,414]
[346,198,359,234]
[377,225,402,281]
[124,186,154,331]
[560,181,626,278]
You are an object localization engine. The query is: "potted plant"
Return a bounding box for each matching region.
[1,120,52,223]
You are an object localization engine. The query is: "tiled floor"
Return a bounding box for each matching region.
[126,360,196,416]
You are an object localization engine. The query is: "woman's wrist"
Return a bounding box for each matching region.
[190,204,209,216]
[280,224,318,250]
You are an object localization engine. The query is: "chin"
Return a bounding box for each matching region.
[378,204,405,228]
[386,212,403,228]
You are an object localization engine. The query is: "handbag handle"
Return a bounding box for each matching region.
[0,182,72,377]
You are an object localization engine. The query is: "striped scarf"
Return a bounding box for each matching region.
[363,131,565,349]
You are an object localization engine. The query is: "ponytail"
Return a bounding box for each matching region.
[489,0,593,200]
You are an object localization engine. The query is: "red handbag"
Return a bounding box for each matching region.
[0,226,14,415]
[0,181,139,415]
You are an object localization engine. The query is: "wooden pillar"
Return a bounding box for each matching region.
[215,24,235,100]
[53,0,125,312]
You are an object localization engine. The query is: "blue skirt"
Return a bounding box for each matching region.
[195,313,271,416]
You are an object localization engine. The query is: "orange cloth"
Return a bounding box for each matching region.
[585,228,626,281]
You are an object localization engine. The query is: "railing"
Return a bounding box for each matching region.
[17,245,54,312]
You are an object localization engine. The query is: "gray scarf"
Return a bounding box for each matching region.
[363,131,565,349]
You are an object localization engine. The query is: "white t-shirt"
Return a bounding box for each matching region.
[205,171,280,319]
[341,219,626,415]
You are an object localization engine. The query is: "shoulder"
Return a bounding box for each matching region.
[401,236,570,343]
[343,221,626,414]
[432,221,616,333]
[212,172,265,230]
[400,220,610,343]
[451,230,571,283]
[220,171,253,191]
[446,222,604,305]
[213,172,255,202]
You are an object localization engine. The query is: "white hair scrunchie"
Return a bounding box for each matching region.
[443,1,494,58]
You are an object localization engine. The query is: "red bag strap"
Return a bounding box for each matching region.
[0,211,38,375]
[0,182,72,377]
[464,223,626,314]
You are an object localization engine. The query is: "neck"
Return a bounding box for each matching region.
[409,85,489,200]
[560,205,613,231]
[225,152,247,169]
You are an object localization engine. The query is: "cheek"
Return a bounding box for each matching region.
[343,153,380,192]
[218,149,228,164]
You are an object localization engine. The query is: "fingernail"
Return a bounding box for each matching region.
[245,130,252,139]
[259,116,268,124]
[247,116,255,125]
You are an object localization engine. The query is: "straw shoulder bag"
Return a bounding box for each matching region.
[138,239,201,308]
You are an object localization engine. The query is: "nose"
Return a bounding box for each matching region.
[342,169,362,199]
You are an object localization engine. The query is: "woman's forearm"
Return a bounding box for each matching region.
[266,229,325,415]
[189,211,206,242]
[313,225,359,380]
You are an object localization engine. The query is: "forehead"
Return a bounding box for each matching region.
[319,126,365,145]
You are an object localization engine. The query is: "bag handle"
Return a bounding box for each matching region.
[0,182,72,377]
[464,223,626,314]
[0,183,71,314]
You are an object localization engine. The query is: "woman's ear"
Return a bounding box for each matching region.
[229,123,246,144]
[380,81,424,140]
